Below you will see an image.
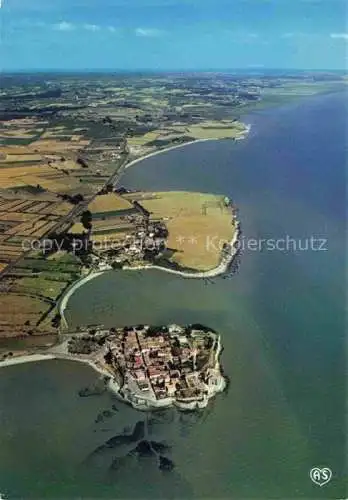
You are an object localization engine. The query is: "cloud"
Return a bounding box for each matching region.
[135,28,165,37]
[84,24,101,32]
[53,21,75,31]
[50,22,119,33]
[330,33,348,40]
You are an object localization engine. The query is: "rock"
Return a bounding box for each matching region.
[134,440,154,458]
[102,410,113,418]
[150,440,171,454]
[158,455,175,472]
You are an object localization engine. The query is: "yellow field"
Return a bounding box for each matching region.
[24,221,57,238]
[3,154,43,163]
[0,162,86,193]
[128,131,160,147]
[88,193,133,213]
[0,130,36,139]
[0,146,37,155]
[139,191,235,270]
[127,119,247,147]
[40,201,71,216]
[0,164,53,187]
[0,293,47,318]
[0,211,37,222]
[5,219,46,236]
[0,199,28,211]
[57,159,82,170]
[183,120,246,140]
[30,138,91,151]
[0,293,50,335]
[91,230,130,243]
[68,222,86,233]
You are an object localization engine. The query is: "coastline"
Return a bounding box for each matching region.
[42,127,246,332]
[0,352,121,402]
[0,353,56,368]
[124,124,251,172]
[59,126,250,328]
[124,138,215,171]
[59,271,105,329]
[0,336,225,412]
[58,222,241,329]
[123,221,240,279]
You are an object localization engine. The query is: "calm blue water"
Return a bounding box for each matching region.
[0,92,346,499]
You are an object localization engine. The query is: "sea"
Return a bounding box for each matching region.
[0,91,346,499]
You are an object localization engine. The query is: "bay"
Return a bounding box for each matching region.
[0,91,346,499]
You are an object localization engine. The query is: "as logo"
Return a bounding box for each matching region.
[309,467,332,487]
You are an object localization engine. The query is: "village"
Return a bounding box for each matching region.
[66,323,226,410]
[85,194,169,272]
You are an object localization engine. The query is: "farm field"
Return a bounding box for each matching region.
[184,120,247,139]
[67,193,138,250]
[0,194,72,273]
[88,193,133,213]
[127,119,247,150]
[9,276,69,300]
[2,154,43,163]
[0,251,82,337]
[0,293,51,337]
[139,191,236,270]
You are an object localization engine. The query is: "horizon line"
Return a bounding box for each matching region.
[1,68,347,74]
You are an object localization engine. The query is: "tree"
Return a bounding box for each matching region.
[104,350,113,365]
[81,210,92,230]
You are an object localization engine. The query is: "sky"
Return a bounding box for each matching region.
[1,0,347,71]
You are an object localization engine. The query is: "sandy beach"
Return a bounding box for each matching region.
[124,125,250,171]
[0,349,120,393]
[125,138,214,171]
[0,353,56,368]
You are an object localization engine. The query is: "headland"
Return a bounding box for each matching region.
[0,323,227,411]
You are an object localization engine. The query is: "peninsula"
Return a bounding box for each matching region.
[68,323,226,410]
